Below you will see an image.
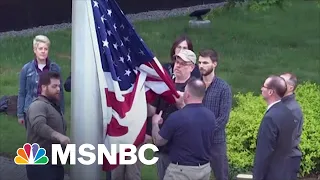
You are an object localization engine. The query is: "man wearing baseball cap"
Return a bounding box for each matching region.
[174,49,197,63]
[147,49,196,180]
[172,49,197,80]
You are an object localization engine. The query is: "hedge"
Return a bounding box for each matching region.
[226,81,320,177]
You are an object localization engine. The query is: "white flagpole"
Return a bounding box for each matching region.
[70,0,103,179]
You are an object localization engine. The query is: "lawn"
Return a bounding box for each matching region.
[0,0,319,179]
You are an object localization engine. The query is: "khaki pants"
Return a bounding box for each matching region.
[111,161,143,180]
[163,162,211,180]
[111,146,143,180]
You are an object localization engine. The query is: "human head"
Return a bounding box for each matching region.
[40,71,61,102]
[261,75,287,104]
[33,35,50,61]
[280,72,298,96]
[173,49,196,80]
[183,77,206,104]
[198,49,218,76]
[170,35,193,62]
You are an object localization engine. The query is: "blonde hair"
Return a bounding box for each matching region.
[33,35,50,48]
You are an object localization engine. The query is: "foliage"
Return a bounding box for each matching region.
[296,82,320,175]
[226,82,320,176]
[242,0,292,11]
[205,0,319,20]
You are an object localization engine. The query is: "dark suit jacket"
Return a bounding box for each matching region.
[253,101,296,180]
[282,94,304,157]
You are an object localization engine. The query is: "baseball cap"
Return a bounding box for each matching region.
[173,49,196,64]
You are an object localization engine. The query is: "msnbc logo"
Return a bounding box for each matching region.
[14,143,49,165]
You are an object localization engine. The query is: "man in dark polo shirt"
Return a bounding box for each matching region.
[147,49,197,180]
[151,78,216,180]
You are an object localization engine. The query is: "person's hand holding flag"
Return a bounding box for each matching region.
[174,91,185,109]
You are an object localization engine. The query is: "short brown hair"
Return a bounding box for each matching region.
[267,75,287,98]
[39,71,61,86]
[281,72,298,90]
[186,77,206,98]
[199,49,218,62]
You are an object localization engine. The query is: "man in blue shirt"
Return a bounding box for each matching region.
[152,78,216,180]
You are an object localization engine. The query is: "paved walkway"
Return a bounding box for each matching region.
[0,156,70,180]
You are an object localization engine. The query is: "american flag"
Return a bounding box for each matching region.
[90,0,178,171]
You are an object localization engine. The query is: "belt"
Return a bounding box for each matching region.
[171,161,208,166]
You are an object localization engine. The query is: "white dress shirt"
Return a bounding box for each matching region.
[267,100,281,111]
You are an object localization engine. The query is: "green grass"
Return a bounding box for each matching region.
[0,0,319,179]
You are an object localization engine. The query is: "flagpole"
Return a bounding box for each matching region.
[70,0,103,179]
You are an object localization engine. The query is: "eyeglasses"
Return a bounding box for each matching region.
[262,85,275,93]
[262,85,270,89]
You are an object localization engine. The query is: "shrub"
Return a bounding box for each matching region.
[226,81,320,177]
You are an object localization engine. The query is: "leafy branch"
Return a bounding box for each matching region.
[205,0,319,19]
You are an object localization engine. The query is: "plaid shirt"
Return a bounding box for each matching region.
[203,77,232,143]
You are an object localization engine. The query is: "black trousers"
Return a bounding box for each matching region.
[289,156,301,180]
[26,164,64,180]
[210,141,229,180]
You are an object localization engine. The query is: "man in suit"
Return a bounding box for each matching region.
[253,75,297,180]
[280,72,304,179]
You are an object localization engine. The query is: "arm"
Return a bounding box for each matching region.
[151,111,176,146]
[64,75,71,92]
[214,86,232,131]
[293,107,304,141]
[17,66,27,119]
[28,102,62,141]
[152,123,168,146]
[253,116,278,180]
[174,91,185,109]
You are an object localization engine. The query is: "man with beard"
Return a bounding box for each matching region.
[25,71,70,180]
[147,49,196,180]
[198,49,232,180]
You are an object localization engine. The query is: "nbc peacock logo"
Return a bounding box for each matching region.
[14,143,49,165]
